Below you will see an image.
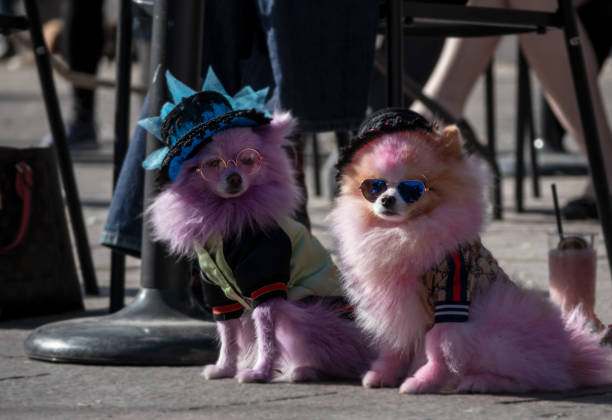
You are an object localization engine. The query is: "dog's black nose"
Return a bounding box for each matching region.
[381,195,396,208]
[227,173,242,188]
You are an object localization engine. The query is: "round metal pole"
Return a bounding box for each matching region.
[140,0,199,291]
[24,0,218,365]
[109,0,133,313]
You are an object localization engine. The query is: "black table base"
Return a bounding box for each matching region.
[24,289,217,365]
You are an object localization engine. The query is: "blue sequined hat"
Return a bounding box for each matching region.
[140,68,271,182]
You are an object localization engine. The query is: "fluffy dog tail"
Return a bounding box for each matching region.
[272,299,373,381]
[449,281,612,392]
[564,309,612,387]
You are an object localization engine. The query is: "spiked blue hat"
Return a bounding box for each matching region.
[140,68,271,182]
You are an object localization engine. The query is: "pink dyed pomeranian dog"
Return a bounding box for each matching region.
[330,108,612,393]
[143,71,370,383]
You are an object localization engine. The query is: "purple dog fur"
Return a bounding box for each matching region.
[149,112,372,382]
[205,298,372,382]
[236,300,279,383]
[202,318,242,380]
[148,112,301,256]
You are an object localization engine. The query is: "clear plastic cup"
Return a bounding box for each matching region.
[547,232,597,318]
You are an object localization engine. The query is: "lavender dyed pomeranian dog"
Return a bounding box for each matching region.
[141,70,371,383]
[330,108,612,393]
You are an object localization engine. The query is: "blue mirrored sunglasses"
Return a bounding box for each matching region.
[359,178,428,203]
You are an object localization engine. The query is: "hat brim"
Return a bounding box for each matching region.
[159,109,271,182]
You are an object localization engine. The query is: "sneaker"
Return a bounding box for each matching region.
[562,197,598,220]
[66,119,99,150]
[0,36,16,61]
[43,119,99,151]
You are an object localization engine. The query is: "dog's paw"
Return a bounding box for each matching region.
[362,370,397,388]
[237,368,272,383]
[201,364,236,380]
[399,376,439,394]
[290,366,320,383]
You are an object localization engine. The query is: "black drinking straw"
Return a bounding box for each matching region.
[551,183,564,240]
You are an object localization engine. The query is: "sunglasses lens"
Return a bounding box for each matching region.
[236,148,263,174]
[360,179,387,202]
[398,180,425,203]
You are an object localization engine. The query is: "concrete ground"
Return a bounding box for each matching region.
[1,38,612,419]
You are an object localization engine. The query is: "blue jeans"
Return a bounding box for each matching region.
[99,95,148,257]
[0,0,15,14]
[258,0,379,132]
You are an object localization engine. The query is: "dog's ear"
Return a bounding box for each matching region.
[254,111,297,146]
[438,125,464,159]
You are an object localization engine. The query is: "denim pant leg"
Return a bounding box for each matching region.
[0,0,15,14]
[100,95,149,257]
[257,0,379,133]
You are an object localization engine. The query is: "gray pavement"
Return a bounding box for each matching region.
[2,40,612,419]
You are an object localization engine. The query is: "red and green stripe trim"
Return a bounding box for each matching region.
[212,302,243,315]
[436,249,470,323]
[446,250,468,302]
[250,282,288,300]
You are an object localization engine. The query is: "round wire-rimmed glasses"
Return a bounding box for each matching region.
[196,148,263,182]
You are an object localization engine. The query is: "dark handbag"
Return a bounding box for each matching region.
[0,145,83,320]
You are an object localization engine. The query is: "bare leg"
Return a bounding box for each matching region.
[512,0,612,196]
[413,0,612,197]
[202,318,241,379]
[411,0,505,120]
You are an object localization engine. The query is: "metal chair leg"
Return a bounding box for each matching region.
[558,0,612,275]
[311,133,321,196]
[485,61,502,220]
[515,49,541,209]
[387,0,403,107]
[525,88,540,199]
[515,49,528,213]
[23,0,99,295]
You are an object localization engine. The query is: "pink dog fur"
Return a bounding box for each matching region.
[330,126,612,393]
[148,112,371,382]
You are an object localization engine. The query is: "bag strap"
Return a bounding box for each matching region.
[0,162,33,254]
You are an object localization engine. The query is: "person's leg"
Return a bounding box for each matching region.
[540,0,612,153]
[100,95,149,257]
[411,0,506,120]
[0,0,14,14]
[62,0,104,146]
[0,0,16,60]
[512,0,612,204]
